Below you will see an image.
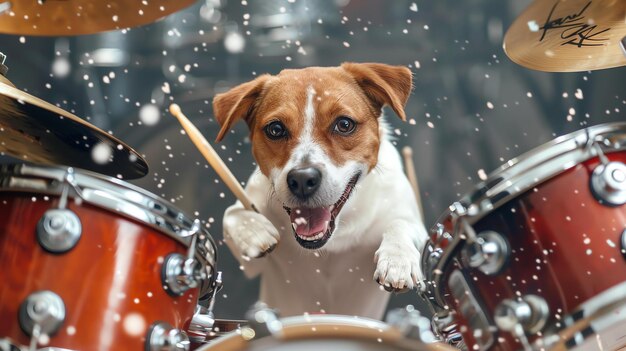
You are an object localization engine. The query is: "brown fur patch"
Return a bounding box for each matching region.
[212,63,412,176]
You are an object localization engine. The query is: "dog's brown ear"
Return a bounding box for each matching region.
[213,74,271,142]
[341,62,412,121]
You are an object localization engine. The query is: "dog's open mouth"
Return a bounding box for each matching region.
[284,174,360,249]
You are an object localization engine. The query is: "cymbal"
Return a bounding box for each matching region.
[503,0,626,72]
[0,0,196,36]
[0,74,148,179]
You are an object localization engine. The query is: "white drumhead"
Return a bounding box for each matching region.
[197,314,455,351]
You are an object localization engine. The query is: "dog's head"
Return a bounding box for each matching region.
[214,63,412,249]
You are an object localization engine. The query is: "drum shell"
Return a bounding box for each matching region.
[438,151,626,350]
[0,192,199,350]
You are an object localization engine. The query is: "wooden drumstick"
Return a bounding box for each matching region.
[402,146,424,219]
[169,103,258,213]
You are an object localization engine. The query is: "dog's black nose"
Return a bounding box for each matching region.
[287,167,322,199]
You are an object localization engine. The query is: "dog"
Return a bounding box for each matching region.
[213,62,428,320]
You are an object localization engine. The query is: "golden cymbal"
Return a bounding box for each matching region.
[0,0,196,36]
[0,72,148,179]
[503,0,626,72]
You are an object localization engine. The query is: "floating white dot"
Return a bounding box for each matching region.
[139,104,160,126]
[91,143,113,165]
[123,313,146,336]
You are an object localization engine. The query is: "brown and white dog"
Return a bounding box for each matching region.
[214,62,428,319]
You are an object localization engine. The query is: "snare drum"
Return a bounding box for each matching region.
[423,123,626,351]
[0,164,217,351]
[196,311,457,351]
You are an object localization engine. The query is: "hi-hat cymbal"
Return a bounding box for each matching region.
[0,0,195,36]
[0,74,148,179]
[503,0,626,72]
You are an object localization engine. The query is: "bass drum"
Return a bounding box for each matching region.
[423,122,626,351]
[196,313,457,351]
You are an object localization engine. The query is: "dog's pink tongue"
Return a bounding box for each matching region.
[290,207,331,237]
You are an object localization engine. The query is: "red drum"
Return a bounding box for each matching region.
[0,164,217,351]
[423,123,626,351]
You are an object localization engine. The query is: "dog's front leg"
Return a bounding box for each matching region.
[222,171,280,277]
[223,204,279,259]
[373,219,425,292]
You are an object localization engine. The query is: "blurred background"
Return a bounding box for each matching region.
[0,0,624,319]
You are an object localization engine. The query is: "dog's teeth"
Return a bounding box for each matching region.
[292,223,297,230]
[297,232,325,241]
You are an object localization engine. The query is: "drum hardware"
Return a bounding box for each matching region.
[36,168,82,254]
[162,221,207,296]
[430,223,452,245]
[429,310,468,349]
[431,203,480,309]
[440,327,465,350]
[494,295,550,336]
[432,223,445,241]
[621,229,626,260]
[0,53,7,76]
[587,136,626,206]
[145,322,191,351]
[243,302,283,340]
[18,291,65,341]
[422,243,443,283]
[385,305,436,343]
[535,281,626,350]
[461,230,509,275]
[424,123,626,350]
[448,270,493,350]
[590,161,626,206]
[0,338,23,351]
[187,272,224,343]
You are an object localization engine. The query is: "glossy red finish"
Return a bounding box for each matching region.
[435,152,626,350]
[0,192,199,350]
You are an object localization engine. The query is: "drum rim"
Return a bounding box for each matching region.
[435,122,626,226]
[0,163,216,270]
[197,314,431,350]
[540,280,626,350]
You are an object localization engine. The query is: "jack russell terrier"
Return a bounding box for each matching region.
[214,62,428,320]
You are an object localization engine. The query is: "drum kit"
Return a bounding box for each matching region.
[0,0,623,351]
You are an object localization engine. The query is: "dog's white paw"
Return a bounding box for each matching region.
[223,209,280,259]
[374,245,423,292]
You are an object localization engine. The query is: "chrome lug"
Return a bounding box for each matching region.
[18,291,65,337]
[145,322,190,351]
[590,161,626,206]
[36,209,82,253]
[494,295,549,334]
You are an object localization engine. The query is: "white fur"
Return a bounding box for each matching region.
[223,119,427,319]
[269,86,368,210]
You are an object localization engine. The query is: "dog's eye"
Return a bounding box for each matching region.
[264,121,288,140]
[333,116,356,135]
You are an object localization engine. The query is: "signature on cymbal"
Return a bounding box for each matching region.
[539,0,610,48]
